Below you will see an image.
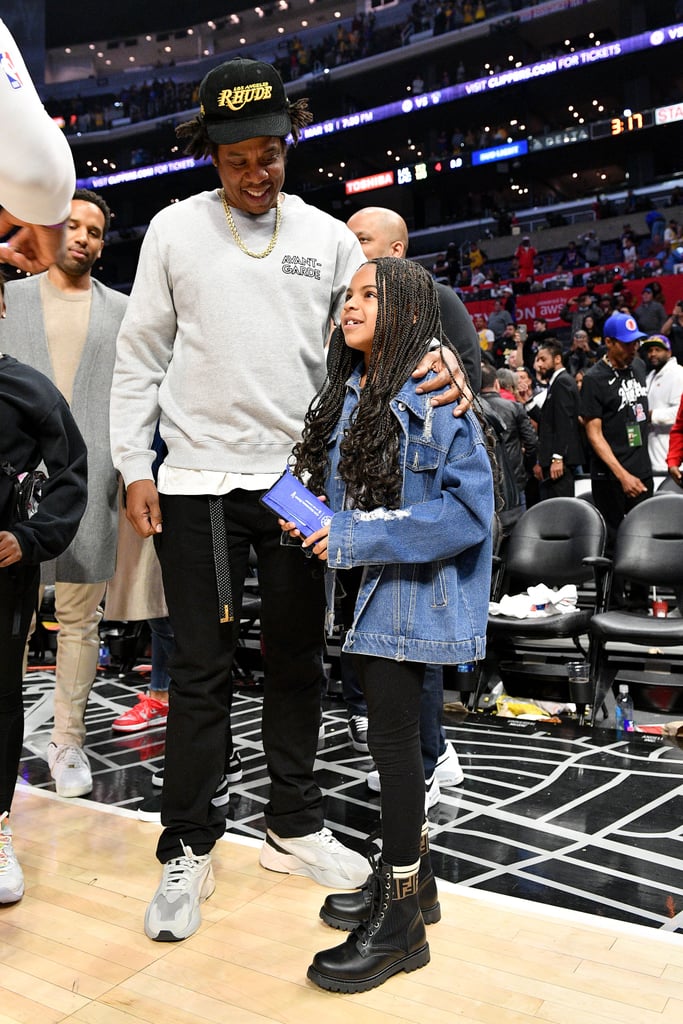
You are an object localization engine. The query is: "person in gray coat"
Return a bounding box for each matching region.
[0,189,127,798]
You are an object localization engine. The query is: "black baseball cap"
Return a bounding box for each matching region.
[199,58,291,145]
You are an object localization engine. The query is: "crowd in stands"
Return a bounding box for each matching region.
[432,211,683,302]
[280,11,379,79]
[49,0,617,146]
[471,283,683,531]
[470,248,683,372]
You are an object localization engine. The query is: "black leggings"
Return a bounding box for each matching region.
[352,654,425,866]
[0,565,40,815]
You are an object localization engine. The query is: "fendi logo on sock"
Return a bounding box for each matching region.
[394,874,419,899]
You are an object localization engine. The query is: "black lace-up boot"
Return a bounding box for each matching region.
[307,862,429,993]
[319,823,441,930]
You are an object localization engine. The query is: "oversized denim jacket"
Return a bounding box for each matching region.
[324,368,494,664]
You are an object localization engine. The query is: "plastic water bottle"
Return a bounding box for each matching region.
[615,684,634,735]
[98,641,111,668]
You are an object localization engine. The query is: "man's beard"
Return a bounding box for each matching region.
[58,253,95,277]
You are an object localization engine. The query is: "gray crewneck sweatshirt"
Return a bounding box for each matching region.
[110,189,363,485]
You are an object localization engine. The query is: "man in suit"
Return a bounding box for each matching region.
[0,189,128,798]
[531,338,584,499]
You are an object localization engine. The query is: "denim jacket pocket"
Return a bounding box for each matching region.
[406,440,441,473]
[405,439,441,502]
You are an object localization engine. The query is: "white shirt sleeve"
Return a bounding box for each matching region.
[0,19,75,225]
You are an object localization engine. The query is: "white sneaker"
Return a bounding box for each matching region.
[47,743,93,798]
[0,813,24,904]
[425,773,441,809]
[259,827,368,888]
[366,768,381,794]
[435,740,465,786]
[367,769,440,814]
[144,842,215,941]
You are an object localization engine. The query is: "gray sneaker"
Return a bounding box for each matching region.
[0,813,24,904]
[144,842,215,941]
[259,827,368,888]
[47,742,93,798]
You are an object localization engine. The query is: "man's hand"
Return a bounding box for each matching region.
[549,458,565,480]
[668,465,682,487]
[125,480,163,538]
[619,470,648,498]
[0,531,23,567]
[0,210,66,274]
[413,346,473,417]
[533,464,544,482]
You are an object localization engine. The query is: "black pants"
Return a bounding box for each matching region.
[353,654,425,867]
[539,466,576,500]
[154,490,326,862]
[592,475,653,607]
[592,476,653,554]
[0,565,39,815]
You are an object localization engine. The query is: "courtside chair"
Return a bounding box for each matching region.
[472,498,608,714]
[588,494,683,723]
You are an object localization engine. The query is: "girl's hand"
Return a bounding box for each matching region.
[278,518,303,540]
[278,496,328,546]
[302,524,330,561]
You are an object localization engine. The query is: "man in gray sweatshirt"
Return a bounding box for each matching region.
[111,58,466,943]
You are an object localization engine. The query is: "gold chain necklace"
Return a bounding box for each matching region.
[219,189,282,259]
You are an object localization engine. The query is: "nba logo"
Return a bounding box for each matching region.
[1,51,24,90]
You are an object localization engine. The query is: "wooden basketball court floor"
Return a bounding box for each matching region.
[2,784,683,1024]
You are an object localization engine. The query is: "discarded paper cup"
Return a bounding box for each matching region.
[567,660,591,703]
[652,600,668,618]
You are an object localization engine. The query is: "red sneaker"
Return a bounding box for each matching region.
[112,695,169,733]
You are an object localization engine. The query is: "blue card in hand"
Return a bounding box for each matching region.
[260,468,332,538]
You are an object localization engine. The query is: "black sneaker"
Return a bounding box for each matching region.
[211,775,230,808]
[141,768,235,821]
[152,750,243,789]
[138,792,163,821]
[347,714,370,753]
[225,750,243,784]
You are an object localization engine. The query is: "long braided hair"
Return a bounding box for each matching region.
[293,258,456,511]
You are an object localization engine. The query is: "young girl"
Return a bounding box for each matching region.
[286,258,494,993]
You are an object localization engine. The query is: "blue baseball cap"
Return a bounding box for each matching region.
[603,312,646,344]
